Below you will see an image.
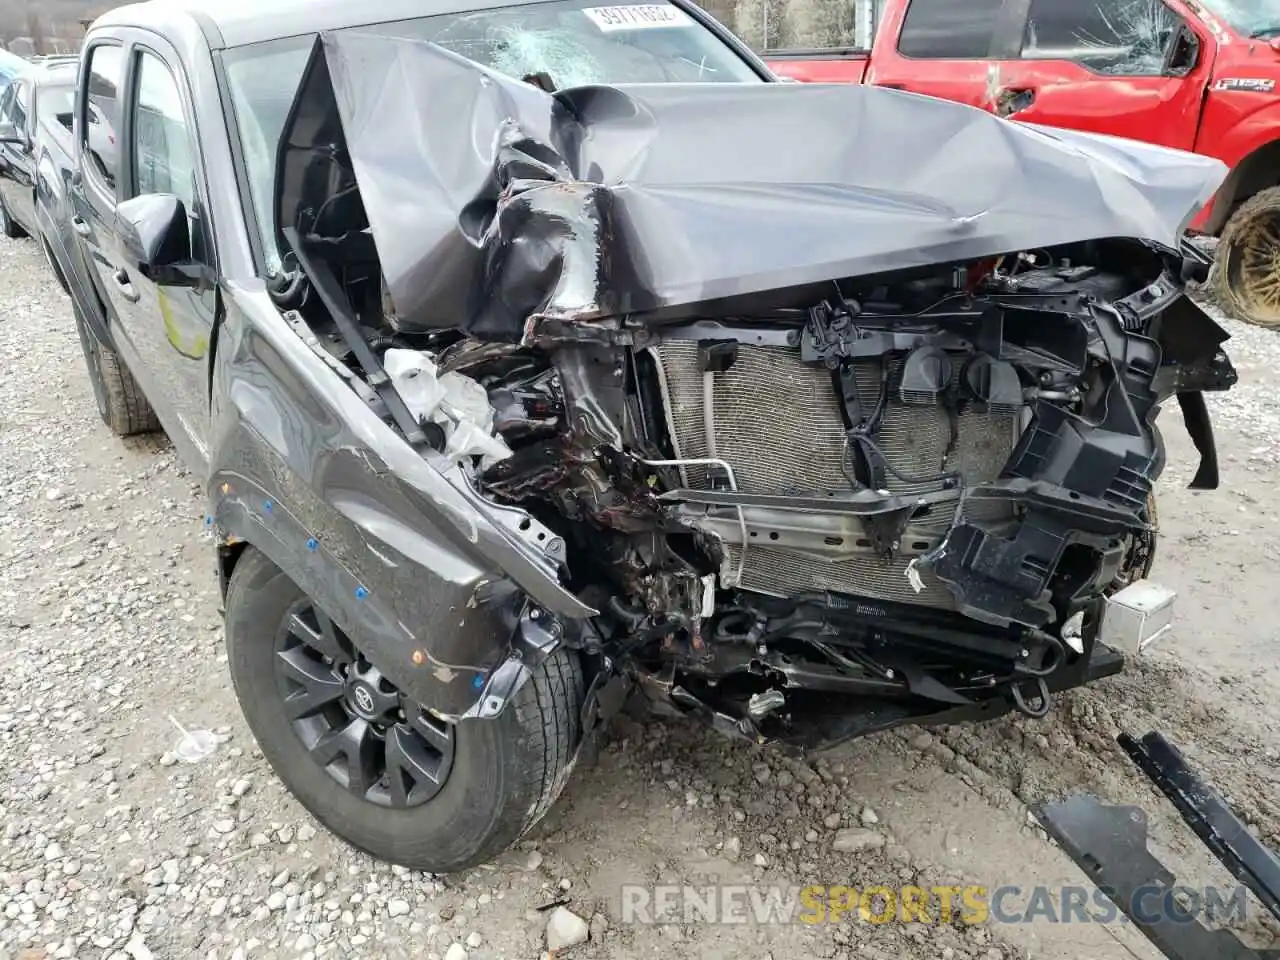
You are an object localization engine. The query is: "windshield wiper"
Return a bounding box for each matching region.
[1249,26,1280,38]
[522,71,558,93]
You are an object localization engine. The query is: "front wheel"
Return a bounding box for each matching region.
[1111,491,1159,591]
[1213,186,1280,328]
[224,547,585,872]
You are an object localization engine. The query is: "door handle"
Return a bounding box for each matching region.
[71,215,90,237]
[112,268,140,303]
[996,87,1037,117]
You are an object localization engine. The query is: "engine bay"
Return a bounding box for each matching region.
[265,230,1237,744]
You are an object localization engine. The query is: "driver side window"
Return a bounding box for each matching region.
[1020,0,1180,76]
[83,43,123,189]
[131,51,195,215]
[130,49,209,265]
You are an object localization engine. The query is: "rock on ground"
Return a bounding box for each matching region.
[546,906,590,951]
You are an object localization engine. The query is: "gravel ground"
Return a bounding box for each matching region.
[0,233,1277,960]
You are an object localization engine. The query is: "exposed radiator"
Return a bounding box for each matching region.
[650,341,1019,608]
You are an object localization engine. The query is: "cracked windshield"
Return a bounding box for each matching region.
[1197,0,1280,36]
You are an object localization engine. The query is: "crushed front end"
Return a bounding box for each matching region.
[267,32,1238,746]
[464,246,1236,746]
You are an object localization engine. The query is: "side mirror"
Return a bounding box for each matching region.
[116,193,202,287]
[0,120,24,146]
[1167,26,1200,77]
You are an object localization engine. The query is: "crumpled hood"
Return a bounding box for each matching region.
[276,31,1228,337]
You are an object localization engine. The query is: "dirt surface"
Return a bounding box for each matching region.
[0,233,1277,960]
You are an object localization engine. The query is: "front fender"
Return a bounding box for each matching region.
[208,291,592,719]
[1199,96,1280,168]
[1193,95,1280,230]
[1203,96,1280,163]
[212,474,559,720]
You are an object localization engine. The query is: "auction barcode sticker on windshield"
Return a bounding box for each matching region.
[582,4,695,30]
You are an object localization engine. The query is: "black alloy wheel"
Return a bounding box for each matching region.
[226,547,585,872]
[275,600,455,808]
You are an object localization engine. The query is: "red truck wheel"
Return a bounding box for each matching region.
[1214,186,1280,328]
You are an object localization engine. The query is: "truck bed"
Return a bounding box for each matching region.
[764,47,869,83]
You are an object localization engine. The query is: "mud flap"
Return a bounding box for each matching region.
[1035,731,1280,960]
[571,656,633,771]
[1177,391,1220,490]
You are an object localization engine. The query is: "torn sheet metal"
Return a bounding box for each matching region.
[383,349,513,470]
[277,31,1229,338]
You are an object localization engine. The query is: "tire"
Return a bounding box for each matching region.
[72,303,160,435]
[1213,185,1280,328]
[1113,490,1158,589]
[224,547,585,873]
[0,194,26,239]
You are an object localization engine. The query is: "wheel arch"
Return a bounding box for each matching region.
[211,490,567,726]
[1203,137,1280,235]
[216,537,249,603]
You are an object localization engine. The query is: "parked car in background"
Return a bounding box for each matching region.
[65,0,1235,879]
[0,70,35,238]
[764,0,1280,328]
[27,58,81,297]
[0,54,152,434]
[0,57,77,250]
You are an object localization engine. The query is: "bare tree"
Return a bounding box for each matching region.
[692,0,860,51]
[786,0,859,48]
[24,4,48,54]
[697,0,737,29]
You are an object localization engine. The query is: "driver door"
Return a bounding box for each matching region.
[111,38,218,471]
[989,0,1211,151]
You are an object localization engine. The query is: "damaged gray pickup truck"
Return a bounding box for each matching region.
[71,0,1238,874]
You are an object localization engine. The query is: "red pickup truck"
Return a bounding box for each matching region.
[765,0,1280,328]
